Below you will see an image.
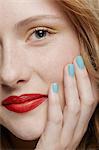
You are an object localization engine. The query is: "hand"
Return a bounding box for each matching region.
[35,56,98,150]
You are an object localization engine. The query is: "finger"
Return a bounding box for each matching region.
[36,83,63,150]
[70,56,97,148]
[60,64,80,149]
[73,56,96,128]
[74,56,96,106]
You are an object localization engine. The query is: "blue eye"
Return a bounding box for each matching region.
[27,27,58,45]
[29,28,51,41]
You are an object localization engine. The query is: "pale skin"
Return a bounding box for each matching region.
[0,0,98,150]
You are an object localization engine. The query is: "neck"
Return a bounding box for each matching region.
[9,132,39,149]
[1,125,39,150]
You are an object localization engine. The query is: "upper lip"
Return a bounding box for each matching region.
[2,94,48,105]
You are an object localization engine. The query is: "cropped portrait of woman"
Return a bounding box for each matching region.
[0,0,99,150]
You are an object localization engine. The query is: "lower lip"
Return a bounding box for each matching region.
[3,97,47,113]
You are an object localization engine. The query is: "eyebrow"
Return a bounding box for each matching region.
[15,15,62,29]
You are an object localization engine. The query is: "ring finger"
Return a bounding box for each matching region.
[60,63,81,149]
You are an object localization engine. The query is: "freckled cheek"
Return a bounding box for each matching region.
[40,49,79,83]
[43,37,80,82]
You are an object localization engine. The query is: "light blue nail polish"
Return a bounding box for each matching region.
[52,83,59,93]
[68,64,75,77]
[76,56,85,69]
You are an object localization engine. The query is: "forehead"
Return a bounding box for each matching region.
[0,0,64,22]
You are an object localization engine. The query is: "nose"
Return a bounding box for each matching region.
[0,65,28,88]
[0,44,31,88]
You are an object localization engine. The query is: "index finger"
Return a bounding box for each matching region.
[36,83,63,150]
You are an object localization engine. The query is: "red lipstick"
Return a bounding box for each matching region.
[2,94,48,113]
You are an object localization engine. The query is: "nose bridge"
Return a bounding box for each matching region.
[2,36,19,68]
[2,41,14,66]
[0,37,23,86]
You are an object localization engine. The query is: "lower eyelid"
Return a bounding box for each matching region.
[26,34,56,47]
[27,39,50,47]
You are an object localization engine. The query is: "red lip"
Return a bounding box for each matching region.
[2,94,48,113]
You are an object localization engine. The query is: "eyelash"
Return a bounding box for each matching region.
[27,27,56,43]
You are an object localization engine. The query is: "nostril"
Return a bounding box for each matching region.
[1,80,27,89]
[17,80,26,84]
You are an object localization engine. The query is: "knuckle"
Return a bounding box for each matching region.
[48,114,63,125]
[60,142,68,150]
[62,143,70,150]
[55,114,63,124]
[83,98,96,107]
[68,102,81,116]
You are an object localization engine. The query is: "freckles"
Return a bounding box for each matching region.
[47,60,65,83]
[43,56,66,82]
[50,49,80,82]
[40,57,64,83]
[65,50,80,63]
[39,42,80,83]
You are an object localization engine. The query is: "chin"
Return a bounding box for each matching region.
[1,102,48,140]
[12,123,45,141]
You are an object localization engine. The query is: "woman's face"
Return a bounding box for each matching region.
[0,0,80,140]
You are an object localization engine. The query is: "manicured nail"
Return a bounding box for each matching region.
[76,56,85,69]
[68,64,75,77]
[52,83,59,93]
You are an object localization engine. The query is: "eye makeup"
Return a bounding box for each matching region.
[15,17,66,40]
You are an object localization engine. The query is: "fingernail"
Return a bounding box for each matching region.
[52,83,59,93]
[68,64,75,77]
[76,56,85,69]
